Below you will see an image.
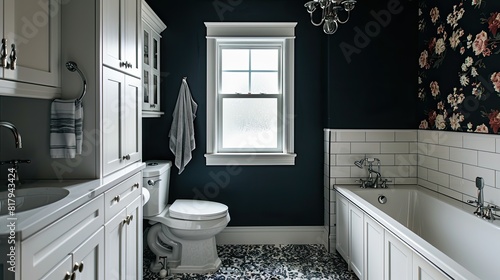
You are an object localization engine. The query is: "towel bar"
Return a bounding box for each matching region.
[65,61,87,102]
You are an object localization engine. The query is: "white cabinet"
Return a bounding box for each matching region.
[364,214,384,280]
[0,0,61,98]
[104,172,143,280]
[141,0,166,117]
[349,203,364,278]
[385,230,413,280]
[336,194,349,263]
[413,253,449,280]
[102,67,142,176]
[21,195,105,279]
[102,0,141,78]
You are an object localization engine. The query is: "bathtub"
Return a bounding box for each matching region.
[335,185,500,280]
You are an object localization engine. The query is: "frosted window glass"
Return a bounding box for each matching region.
[251,49,279,70]
[251,72,279,94]
[221,72,249,93]
[222,98,278,149]
[222,49,249,70]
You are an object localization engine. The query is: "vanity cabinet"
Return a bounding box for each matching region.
[102,67,142,176]
[104,172,143,280]
[20,195,105,279]
[102,0,141,78]
[141,0,166,117]
[0,0,61,99]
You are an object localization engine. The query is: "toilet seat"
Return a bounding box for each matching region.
[169,199,228,221]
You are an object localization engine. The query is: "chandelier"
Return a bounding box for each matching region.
[304,0,357,34]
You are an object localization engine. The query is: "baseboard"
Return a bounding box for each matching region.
[215,226,329,246]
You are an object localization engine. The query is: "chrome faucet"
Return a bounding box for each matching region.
[466,177,500,219]
[0,121,22,148]
[354,157,390,188]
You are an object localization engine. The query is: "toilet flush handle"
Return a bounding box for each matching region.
[147,179,162,186]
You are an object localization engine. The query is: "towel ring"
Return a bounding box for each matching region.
[66,61,87,102]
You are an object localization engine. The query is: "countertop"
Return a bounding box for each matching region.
[0,162,145,240]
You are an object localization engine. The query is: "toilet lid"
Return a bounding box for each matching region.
[169,199,228,221]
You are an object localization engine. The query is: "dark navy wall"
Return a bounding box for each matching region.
[143,0,418,227]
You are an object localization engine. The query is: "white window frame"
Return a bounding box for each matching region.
[205,22,297,166]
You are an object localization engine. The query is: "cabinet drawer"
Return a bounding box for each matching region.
[21,195,104,279]
[105,172,142,222]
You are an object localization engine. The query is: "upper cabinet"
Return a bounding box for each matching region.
[0,0,61,99]
[142,1,166,118]
[102,0,141,78]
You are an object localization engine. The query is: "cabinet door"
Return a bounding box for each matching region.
[73,227,105,280]
[125,196,143,280]
[364,214,384,280]
[349,203,364,279]
[336,194,349,263]
[102,0,140,78]
[413,253,450,280]
[102,68,142,175]
[40,255,72,280]
[2,0,60,87]
[385,231,412,280]
[105,208,127,280]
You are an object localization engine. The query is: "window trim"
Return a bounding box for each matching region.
[205,22,297,166]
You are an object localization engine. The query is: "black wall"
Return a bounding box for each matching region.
[143,0,418,227]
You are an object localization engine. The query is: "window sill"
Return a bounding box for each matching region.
[205,153,296,166]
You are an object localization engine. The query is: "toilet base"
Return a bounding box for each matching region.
[169,236,222,274]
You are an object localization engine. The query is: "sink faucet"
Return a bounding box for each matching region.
[0,121,22,148]
[354,157,390,188]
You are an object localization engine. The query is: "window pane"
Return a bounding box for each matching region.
[221,72,249,93]
[222,98,278,149]
[251,72,279,94]
[251,49,279,70]
[222,49,249,70]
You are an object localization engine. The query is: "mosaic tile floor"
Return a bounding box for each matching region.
[143,244,358,280]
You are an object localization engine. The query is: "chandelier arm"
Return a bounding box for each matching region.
[309,9,325,26]
[336,10,350,24]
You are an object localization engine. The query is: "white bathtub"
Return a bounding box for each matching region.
[335,185,500,280]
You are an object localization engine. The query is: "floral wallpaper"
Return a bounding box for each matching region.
[418,0,500,134]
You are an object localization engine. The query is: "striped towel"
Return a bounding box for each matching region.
[50,99,83,158]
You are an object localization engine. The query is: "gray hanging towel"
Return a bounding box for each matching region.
[169,78,198,174]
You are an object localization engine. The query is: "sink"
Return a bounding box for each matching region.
[0,187,69,215]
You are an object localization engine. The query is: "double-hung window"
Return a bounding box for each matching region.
[205,23,297,165]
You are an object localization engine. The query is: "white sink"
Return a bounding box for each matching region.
[0,187,70,215]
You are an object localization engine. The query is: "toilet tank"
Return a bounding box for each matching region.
[143,160,171,217]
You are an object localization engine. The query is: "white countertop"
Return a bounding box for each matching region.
[0,162,145,240]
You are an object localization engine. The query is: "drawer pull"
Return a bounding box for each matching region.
[113,195,121,203]
[132,183,139,189]
[122,154,131,160]
[0,39,8,67]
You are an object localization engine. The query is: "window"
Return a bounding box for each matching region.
[205,23,297,165]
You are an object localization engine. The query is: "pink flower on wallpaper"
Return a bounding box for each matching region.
[472,31,490,57]
[419,120,429,129]
[488,110,500,133]
[419,50,429,69]
[488,12,500,36]
[430,81,440,98]
[491,72,500,92]
[475,124,489,133]
[430,7,440,24]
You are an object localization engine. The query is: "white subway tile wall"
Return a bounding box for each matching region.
[324,129,500,251]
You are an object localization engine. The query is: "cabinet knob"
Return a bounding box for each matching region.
[127,62,132,68]
[132,183,139,189]
[124,214,133,225]
[8,43,16,70]
[73,261,84,273]
[122,154,131,160]
[120,61,126,68]
[64,272,72,280]
[0,38,8,68]
[150,104,156,108]
[113,195,121,203]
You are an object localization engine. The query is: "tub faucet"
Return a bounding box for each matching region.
[354,157,390,188]
[0,121,22,148]
[467,177,488,218]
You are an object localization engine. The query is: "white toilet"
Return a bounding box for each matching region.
[142,160,230,274]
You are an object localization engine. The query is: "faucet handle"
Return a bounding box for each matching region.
[476,177,484,190]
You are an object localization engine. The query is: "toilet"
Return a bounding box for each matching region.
[142,160,230,274]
